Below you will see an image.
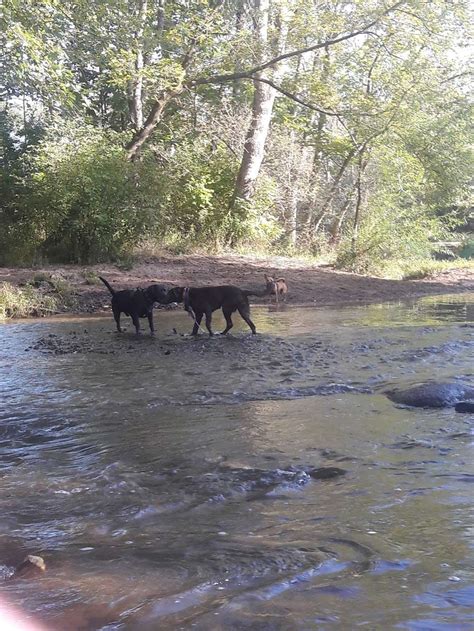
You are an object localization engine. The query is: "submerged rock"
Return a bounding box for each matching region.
[455,401,474,413]
[308,467,346,479]
[10,555,46,579]
[385,382,474,408]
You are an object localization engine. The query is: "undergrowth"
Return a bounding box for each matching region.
[375,258,474,280]
[0,282,58,319]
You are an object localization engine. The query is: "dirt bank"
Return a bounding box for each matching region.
[1,254,473,316]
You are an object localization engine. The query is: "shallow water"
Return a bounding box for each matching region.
[0,294,473,630]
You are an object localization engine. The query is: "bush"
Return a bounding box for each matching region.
[0,282,57,319]
[459,238,474,260]
[147,140,280,249]
[335,144,452,276]
[1,121,157,264]
[335,205,447,276]
[0,120,281,263]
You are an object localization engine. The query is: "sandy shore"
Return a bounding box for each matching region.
[1,253,472,316]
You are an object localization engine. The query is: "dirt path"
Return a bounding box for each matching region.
[1,254,473,315]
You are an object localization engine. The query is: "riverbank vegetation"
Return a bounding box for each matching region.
[0,282,57,319]
[1,0,472,276]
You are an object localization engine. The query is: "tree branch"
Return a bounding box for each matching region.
[250,77,339,116]
[187,0,406,88]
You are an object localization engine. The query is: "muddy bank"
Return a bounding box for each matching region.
[1,253,473,316]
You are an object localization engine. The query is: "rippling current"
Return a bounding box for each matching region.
[0,294,473,630]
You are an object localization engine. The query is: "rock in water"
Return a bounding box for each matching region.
[455,401,474,413]
[385,382,474,408]
[12,555,46,579]
[309,467,346,480]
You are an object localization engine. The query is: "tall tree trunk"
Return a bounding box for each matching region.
[157,0,165,44]
[288,185,298,246]
[305,47,330,229]
[351,148,368,252]
[128,0,148,130]
[232,0,245,99]
[329,195,352,243]
[233,80,276,201]
[312,46,330,169]
[232,0,272,203]
[232,0,288,204]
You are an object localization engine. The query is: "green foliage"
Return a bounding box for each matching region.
[0,282,57,319]
[0,120,280,263]
[335,204,448,276]
[334,143,452,276]
[139,139,279,250]
[1,121,156,263]
[459,239,474,260]
[1,0,472,272]
[400,259,474,281]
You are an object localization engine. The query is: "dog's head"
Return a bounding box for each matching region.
[145,284,169,304]
[264,274,277,295]
[165,286,185,304]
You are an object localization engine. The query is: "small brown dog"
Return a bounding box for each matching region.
[264,274,288,303]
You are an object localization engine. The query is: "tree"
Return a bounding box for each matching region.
[2,0,472,265]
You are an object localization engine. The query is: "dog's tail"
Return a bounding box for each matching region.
[183,287,196,319]
[98,276,115,296]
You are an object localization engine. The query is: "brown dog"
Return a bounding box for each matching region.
[166,285,269,336]
[264,274,288,303]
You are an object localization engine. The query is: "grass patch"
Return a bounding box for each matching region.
[28,273,75,305]
[82,270,102,285]
[0,282,58,319]
[115,254,136,271]
[383,258,474,280]
[48,276,74,299]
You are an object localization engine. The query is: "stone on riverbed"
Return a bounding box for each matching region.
[455,401,474,413]
[11,555,46,579]
[308,467,346,479]
[385,382,474,408]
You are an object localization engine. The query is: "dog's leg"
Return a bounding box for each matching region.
[221,307,234,335]
[113,308,122,333]
[237,305,256,334]
[147,311,155,336]
[204,309,214,337]
[191,311,203,336]
[132,313,141,335]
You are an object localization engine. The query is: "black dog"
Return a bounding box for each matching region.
[166,285,267,336]
[99,276,168,335]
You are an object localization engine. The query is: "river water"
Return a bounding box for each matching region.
[0,294,473,630]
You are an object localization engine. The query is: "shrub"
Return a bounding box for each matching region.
[0,120,280,263]
[459,238,474,260]
[0,282,57,319]
[0,121,157,264]
[335,144,452,276]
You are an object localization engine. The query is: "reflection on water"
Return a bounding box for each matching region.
[0,294,473,630]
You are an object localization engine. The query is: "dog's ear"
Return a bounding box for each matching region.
[264,274,269,281]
